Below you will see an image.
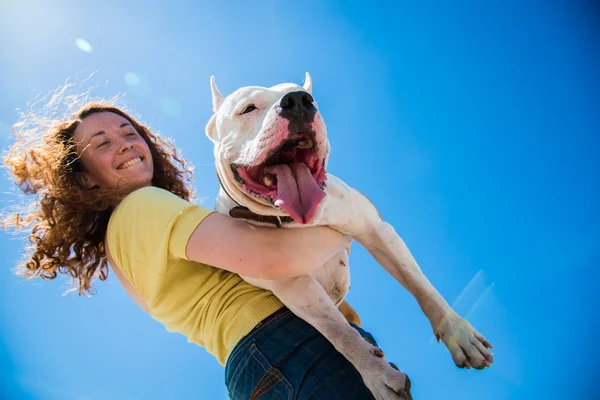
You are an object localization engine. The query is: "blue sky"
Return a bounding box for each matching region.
[1,0,598,399]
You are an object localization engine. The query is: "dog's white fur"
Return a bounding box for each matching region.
[206,74,493,400]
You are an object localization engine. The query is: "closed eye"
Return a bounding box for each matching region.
[97,140,110,148]
[241,104,257,115]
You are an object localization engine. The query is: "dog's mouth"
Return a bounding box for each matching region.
[232,133,327,224]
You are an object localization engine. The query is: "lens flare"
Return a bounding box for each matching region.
[160,97,183,117]
[75,38,93,53]
[124,73,140,87]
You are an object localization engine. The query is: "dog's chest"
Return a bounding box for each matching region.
[214,189,351,304]
[308,249,351,305]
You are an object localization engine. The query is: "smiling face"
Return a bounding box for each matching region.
[73,111,154,194]
[207,75,330,224]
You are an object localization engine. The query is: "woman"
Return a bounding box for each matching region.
[3,99,405,399]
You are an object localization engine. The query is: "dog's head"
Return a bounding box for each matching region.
[206,73,329,224]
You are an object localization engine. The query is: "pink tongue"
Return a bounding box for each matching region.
[264,163,326,224]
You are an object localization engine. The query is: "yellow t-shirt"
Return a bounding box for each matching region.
[107,186,283,365]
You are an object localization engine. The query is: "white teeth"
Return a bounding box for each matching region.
[298,138,313,149]
[119,157,142,169]
[263,176,273,187]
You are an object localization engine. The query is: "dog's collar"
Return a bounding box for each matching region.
[216,168,293,228]
[229,206,294,228]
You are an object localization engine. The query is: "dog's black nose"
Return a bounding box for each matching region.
[278,91,316,120]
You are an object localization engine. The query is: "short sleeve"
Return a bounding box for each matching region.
[107,186,214,277]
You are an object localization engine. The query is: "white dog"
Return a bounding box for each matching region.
[205,73,493,400]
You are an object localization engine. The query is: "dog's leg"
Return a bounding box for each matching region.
[243,274,412,400]
[318,176,494,370]
[338,242,361,326]
[356,221,494,370]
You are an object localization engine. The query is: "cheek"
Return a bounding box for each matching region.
[239,118,257,136]
[223,116,258,140]
[138,138,153,157]
[84,153,114,180]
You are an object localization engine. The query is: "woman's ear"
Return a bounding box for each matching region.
[81,172,99,189]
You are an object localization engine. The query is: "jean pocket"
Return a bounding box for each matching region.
[229,343,293,400]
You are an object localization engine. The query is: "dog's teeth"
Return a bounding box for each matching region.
[298,139,313,149]
[298,139,314,149]
[263,176,273,187]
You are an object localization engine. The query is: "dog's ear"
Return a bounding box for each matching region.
[210,76,225,113]
[303,72,312,94]
[205,114,218,142]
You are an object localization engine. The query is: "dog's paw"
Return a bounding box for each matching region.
[435,312,494,370]
[359,353,413,400]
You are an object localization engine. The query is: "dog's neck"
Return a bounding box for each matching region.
[229,205,294,228]
[215,171,293,228]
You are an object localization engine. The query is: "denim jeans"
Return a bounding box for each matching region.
[225,308,393,399]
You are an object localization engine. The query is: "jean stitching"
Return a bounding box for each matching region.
[227,309,292,368]
[249,344,293,399]
[249,344,270,370]
[249,368,282,400]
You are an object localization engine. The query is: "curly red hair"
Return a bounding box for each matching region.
[3,100,194,295]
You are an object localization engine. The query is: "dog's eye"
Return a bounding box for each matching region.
[241,104,257,114]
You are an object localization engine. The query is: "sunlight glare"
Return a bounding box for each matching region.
[160,97,183,117]
[75,38,93,53]
[124,73,141,87]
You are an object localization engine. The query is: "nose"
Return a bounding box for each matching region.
[119,141,133,153]
[278,91,316,120]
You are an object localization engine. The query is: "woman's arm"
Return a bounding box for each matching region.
[185,212,350,280]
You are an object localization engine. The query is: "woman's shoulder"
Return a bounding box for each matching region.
[108,186,186,238]
[106,184,212,276]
